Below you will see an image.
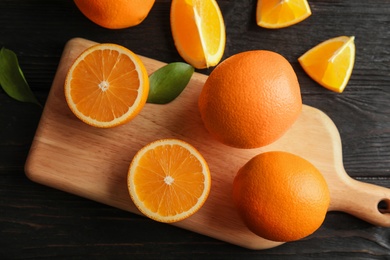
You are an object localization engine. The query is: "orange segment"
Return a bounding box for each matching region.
[128,139,211,223]
[170,0,226,69]
[64,43,149,128]
[256,0,311,29]
[298,36,355,93]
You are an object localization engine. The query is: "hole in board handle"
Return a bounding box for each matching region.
[377,199,390,214]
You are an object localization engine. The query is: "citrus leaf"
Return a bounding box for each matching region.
[147,62,194,104]
[0,47,41,106]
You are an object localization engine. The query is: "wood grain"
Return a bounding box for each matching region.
[24,38,390,250]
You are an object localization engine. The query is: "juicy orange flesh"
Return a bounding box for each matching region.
[260,0,308,23]
[70,49,140,122]
[133,144,206,217]
[172,0,223,63]
[172,0,204,63]
[300,41,346,87]
[193,0,223,57]
[258,0,310,26]
[323,44,352,87]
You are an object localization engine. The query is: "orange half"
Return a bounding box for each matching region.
[64,43,149,128]
[128,139,211,223]
[256,0,311,29]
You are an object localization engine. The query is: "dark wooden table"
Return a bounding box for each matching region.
[1,0,390,258]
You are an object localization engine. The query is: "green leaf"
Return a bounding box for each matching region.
[147,62,194,104]
[0,47,41,106]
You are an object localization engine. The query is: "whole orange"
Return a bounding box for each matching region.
[198,50,302,149]
[74,0,155,29]
[232,151,330,242]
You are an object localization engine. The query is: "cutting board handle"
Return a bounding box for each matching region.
[330,169,390,227]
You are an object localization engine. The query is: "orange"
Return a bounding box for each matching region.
[298,36,355,93]
[232,151,330,242]
[74,0,155,29]
[127,139,211,223]
[256,0,312,29]
[198,50,302,149]
[64,43,149,128]
[170,0,226,69]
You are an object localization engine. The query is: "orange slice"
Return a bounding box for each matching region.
[65,43,149,128]
[298,36,355,93]
[256,0,312,29]
[128,139,211,223]
[170,0,226,69]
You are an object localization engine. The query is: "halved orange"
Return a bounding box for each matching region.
[65,43,149,128]
[256,0,311,29]
[170,0,226,69]
[128,139,211,223]
[298,36,355,93]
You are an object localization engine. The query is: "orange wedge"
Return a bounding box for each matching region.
[298,36,355,93]
[64,43,149,128]
[128,139,211,223]
[170,0,226,69]
[256,0,311,29]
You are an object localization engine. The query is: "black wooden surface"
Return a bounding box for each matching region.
[1,0,390,259]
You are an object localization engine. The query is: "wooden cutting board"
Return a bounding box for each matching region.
[25,38,390,250]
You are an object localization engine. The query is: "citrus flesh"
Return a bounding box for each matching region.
[128,139,211,223]
[233,151,330,242]
[170,0,226,69]
[256,0,312,29]
[65,43,149,128]
[298,36,355,93]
